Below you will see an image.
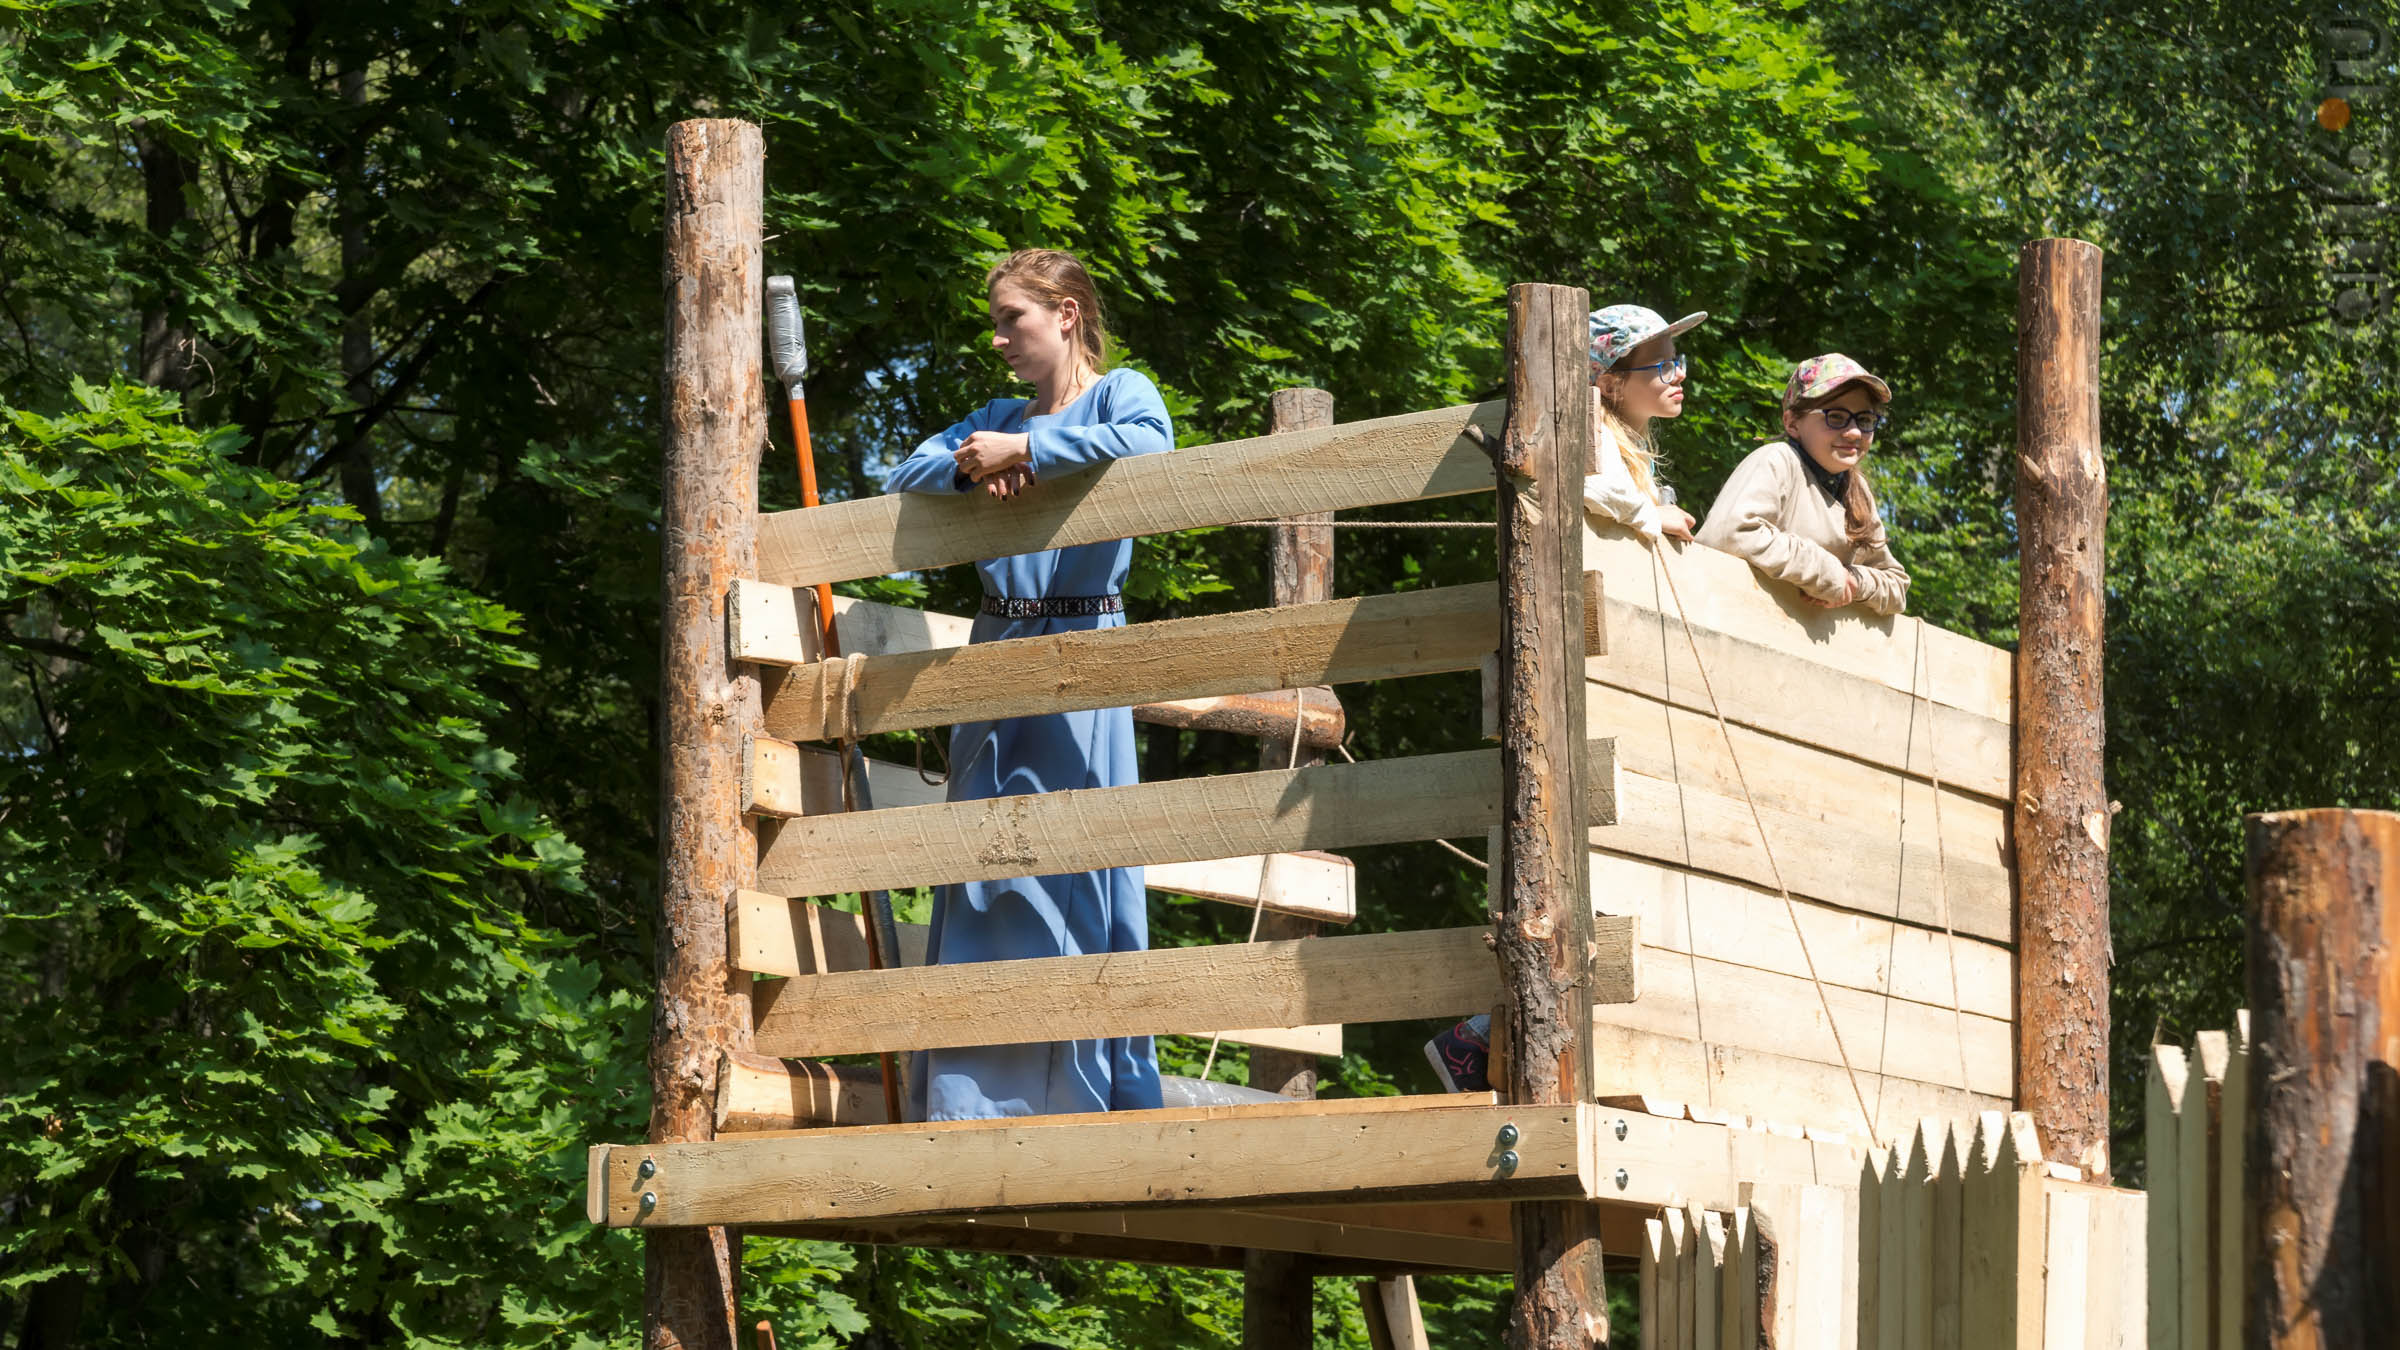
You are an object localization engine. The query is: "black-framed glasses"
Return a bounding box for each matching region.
[1817,407,1891,435]
[1617,354,1688,379]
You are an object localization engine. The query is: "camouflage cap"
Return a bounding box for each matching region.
[1782,352,1893,413]
[1588,304,1708,374]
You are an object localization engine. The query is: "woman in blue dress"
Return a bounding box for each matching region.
[883,248,1171,1121]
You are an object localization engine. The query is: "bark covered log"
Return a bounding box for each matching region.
[1495,283,1605,1348]
[2244,809,2400,1350]
[1244,385,1335,1349]
[2012,236,2112,1181]
[648,117,765,1350]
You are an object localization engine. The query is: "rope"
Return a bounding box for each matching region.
[1913,623,1976,1100]
[1648,540,1881,1140]
[1198,685,1311,1083]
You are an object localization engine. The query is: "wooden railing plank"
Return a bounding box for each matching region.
[761,580,1567,743]
[755,401,1504,587]
[756,742,1618,899]
[592,1100,1592,1227]
[751,918,1636,1059]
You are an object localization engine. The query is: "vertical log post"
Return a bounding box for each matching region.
[1495,282,1602,1347]
[649,118,765,1350]
[2244,809,2400,1348]
[1242,386,1337,1350]
[2012,236,2112,1181]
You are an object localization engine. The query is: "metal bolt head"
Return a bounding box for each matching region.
[640,1191,657,1211]
[1497,1150,1521,1177]
[1613,1168,1630,1191]
[1613,1118,1629,1142]
[638,1157,657,1179]
[1496,1122,1521,1148]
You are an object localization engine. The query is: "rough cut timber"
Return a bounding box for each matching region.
[754,579,1590,744]
[1491,281,1603,1350]
[730,893,1340,1058]
[2011,236,2110,1180]
[715,1050,883,1131]
[750,918,1638,1060]
[753,741,1620,899]
[594,1100,1592,1227]
[2244,809,2400,1349]
[755,400,1506,587]
[763,746,1359,923]
[647,116,760,1350]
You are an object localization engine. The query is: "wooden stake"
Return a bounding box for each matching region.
[2012,236,2111,1180]
[648,118,763,1350]
[2243,808,2400,1347]
[1244,387,1337,1350]
[1494,282,1603,1348]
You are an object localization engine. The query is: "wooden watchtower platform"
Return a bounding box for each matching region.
[602,121,2133,1348]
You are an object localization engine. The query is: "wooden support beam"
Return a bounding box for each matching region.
[753,740,1619,898]
[1247,384,1338,1347]
[754,400,1503,587]
[750,1216,1253,1269]
[714,1050,883,1131]
[2244,808,2400,1349]
[647,116,760,1350]
[735,584,1351,746]
[728,894,1340,1057]
[1361,1276,1432,1350]
[760,745,1361,923]
[592,1100,1593,1227]
[2013,236,2110,1181]
[1492,281,1605,1350]
[751,919,1637,1059]
[759,580,1548,744]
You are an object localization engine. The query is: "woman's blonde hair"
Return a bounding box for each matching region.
[1592,367,1664,503]
[986,248,1110,374]
[1786,382,1889,548]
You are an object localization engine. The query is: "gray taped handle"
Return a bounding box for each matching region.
[765,274,807,390]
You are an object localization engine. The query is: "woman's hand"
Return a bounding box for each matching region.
[980,465,1037,501]
[1662,508,1698,542]
[1804,566,1861,609]
[954,430,1031,483]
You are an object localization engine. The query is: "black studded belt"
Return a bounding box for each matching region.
[981,593,1124,619]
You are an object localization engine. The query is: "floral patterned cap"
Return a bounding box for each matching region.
[1588,304,1708,374]
[1782,352,1892,413]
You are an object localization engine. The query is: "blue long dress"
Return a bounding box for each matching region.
[883,366,1173,1121]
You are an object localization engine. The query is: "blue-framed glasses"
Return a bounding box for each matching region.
[1816,408,1891,435]
[1616,355,1688,380]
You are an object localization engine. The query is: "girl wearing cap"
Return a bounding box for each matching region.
[883,248,1170,1121]
[1583,304,1705,542]
[1696,353,1911,615]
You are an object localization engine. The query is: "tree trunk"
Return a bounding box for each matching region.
[2244,809,2400,1349]
[1494,282,1605,1348]
[1242,386,1336,1350]
[135,135,194,392]
[2012,236,2112,1181]
[648,117,765,1350]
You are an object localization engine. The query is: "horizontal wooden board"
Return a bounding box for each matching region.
[1586,1106,1867,1213]
[756,401,1505,587]
[716,1051,885,1131]
[760,580,1563,743]
[731,893,1341,1058]
[1589,582,2012,802]
[769,747,1359,923]
[1588,854,2013,1022]
[1595,940,2012,1097]
[758,742,1619,898]
[1013,1206,1513,1273]
[1585,1022,2007,1147]
[751,919,1637,1059]
[593,1099,1591,1226]
[1578,680,2009,865]
[1585,522,2012,725]
[1596,768,2011,944]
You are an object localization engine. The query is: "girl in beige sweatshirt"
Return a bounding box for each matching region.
[1696,352,1911,615]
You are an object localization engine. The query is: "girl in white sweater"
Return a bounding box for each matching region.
[1583,303,1708,541]
[1697,352,1911,615]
